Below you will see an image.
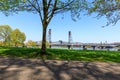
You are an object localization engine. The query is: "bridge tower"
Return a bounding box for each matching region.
[48,29,52,48]
[48,29,51,43]
[68,31,72,44]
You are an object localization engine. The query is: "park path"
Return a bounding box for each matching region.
[0,57,120,80]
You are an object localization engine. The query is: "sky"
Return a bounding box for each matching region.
[0,11,120,43]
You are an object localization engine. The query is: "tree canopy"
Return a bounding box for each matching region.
[0,25,12,46]
[88,0,120,26]
[0,25,26,47]
[10,28,26,47]
[0,0,27,16]
[23,0,87,21]
[25,40,37,47]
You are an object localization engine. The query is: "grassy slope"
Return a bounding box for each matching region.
[0,47,120,62]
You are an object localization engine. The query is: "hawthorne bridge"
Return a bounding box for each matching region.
[47,29,120,51]
[50,41,119,50]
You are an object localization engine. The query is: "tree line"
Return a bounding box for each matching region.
[25,40,50,48]
[0,25,26,47]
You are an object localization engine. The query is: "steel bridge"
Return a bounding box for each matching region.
[50,41,119,50]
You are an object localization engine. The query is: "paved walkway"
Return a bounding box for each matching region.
[0,57,120,80]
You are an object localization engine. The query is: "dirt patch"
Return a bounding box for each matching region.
[0,57,120,80]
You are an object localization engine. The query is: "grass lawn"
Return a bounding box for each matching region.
[0,47,120,62]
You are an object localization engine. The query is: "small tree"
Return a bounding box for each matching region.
[10,28,26,47]
[0,41,3,46]
[26,40,37,47]
[0,25,12,46]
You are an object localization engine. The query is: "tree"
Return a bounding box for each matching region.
[1,0,88,55]
[88,0,120,26]
[26,40,37,47]
[0,25,26,47]
[0,25,12,46]
[10,28,26,47]
[0,41,3,46]
[16,0,87,55]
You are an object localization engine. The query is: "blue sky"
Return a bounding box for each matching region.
[0,12,120,43]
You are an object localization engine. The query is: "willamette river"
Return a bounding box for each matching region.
[51,46,119,51]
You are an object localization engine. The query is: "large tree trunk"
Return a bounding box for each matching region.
[41,23,47,55]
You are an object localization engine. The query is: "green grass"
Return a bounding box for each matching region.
[0,47,120,62]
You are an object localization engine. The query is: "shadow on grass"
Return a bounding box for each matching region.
[0,57,120,80]
[0,47,40,58]
[0,47,120,62]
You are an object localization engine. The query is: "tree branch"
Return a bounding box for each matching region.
[27,0,43,21]
[36,0,43,21]
[43,0,48,21]
[56,0,75,11]
[27,0,39,12]
[48,0,57,24]
[47,0,52,9]
[49,0,76,15]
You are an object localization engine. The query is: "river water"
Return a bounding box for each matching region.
[51,46,119,51]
